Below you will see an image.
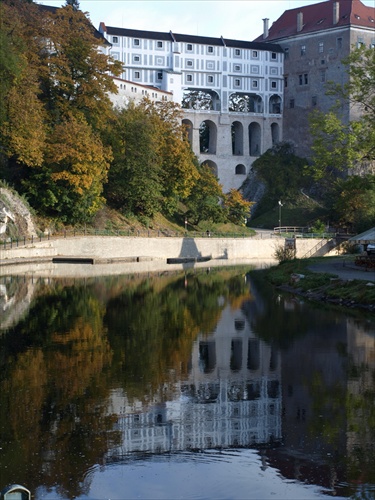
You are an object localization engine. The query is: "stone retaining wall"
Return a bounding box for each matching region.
[0,235,333,263]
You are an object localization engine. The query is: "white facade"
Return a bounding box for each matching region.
[99,24,284,193]
[110,77,173,108]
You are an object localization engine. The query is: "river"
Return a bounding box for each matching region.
[0,264,374,499]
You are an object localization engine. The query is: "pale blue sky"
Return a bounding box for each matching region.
[36,0,374,41]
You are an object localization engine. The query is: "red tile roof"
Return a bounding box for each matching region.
[255,0,375,42]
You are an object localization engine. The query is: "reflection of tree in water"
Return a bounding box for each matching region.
[104,268,251,400]
[0,285,116,498]
[0,268,251,498]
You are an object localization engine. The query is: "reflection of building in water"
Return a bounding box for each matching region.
[267,313,375,496]
[346,319,375,458]
[106,304,282,459]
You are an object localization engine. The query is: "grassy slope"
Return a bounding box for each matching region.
[250,193,329,229]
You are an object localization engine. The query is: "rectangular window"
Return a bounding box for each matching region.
[271,52,277,60]
[301,45,306,56]
[234,64,241,71]
[207,75,214,84]
[157,41,163,48]
[187,43,193,51]
[235,49,241,56]
[252,80,258,88]
[284,76,288,88]
[157,72,163,80]
[319,42,324,53]
[304,73,308,84]
[299,74,303,85]
[252,50,258,58]
[186,59,193,67]
[186,74,193,82]
[290,99,295,109]
[133,38,140,46]
[234,78,241,87]
[133,55,140,63]
[320,70,326,82]
[207,46,214,53]
[271,81,277,89]
[134,71,140,79]
[112,36,118,44]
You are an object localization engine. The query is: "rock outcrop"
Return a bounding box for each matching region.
[0,187,39,239]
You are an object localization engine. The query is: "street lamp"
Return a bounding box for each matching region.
[278,200,283,233]
[184,218,187,232]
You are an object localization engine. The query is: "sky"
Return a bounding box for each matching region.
[35,0,374,41]
[80,0,319,39]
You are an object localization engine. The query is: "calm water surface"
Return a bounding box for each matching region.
[0,266,374,499]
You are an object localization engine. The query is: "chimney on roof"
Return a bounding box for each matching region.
[333,1,340,25]
[262,18,269,39]
[297,11,303,32]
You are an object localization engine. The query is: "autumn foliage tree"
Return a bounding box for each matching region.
[224,189,254,225]
[0,0,122,222]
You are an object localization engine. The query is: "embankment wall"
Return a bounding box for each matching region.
[0,235,331,263]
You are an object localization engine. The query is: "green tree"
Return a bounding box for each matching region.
[308,46,375,183]
[184,164,226,225]
[105,102,163,216]
[251,142,308,213]
[149,100,199,214]
[106,99,200,218]
[308,110,362,187]
[332,174,375,232]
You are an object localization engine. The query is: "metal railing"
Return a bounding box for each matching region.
[1,228,261,251]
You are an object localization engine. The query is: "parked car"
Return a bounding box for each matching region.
[366,244,375,256]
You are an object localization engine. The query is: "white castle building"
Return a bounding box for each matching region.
[99,24,284,193]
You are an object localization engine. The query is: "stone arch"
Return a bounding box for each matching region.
[182,89,221,111]
[182,118,193,145]
[231,121,243,155]
[271,122,280,145]
[269,94,282,114]
[201,159,218,177]
[228,92,263,114]
[249,94,263,113]
[199,120,217,154]
[248,122,261,156]
[235,164,246,175]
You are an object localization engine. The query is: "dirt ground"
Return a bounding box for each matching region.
[308,257,375,282]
